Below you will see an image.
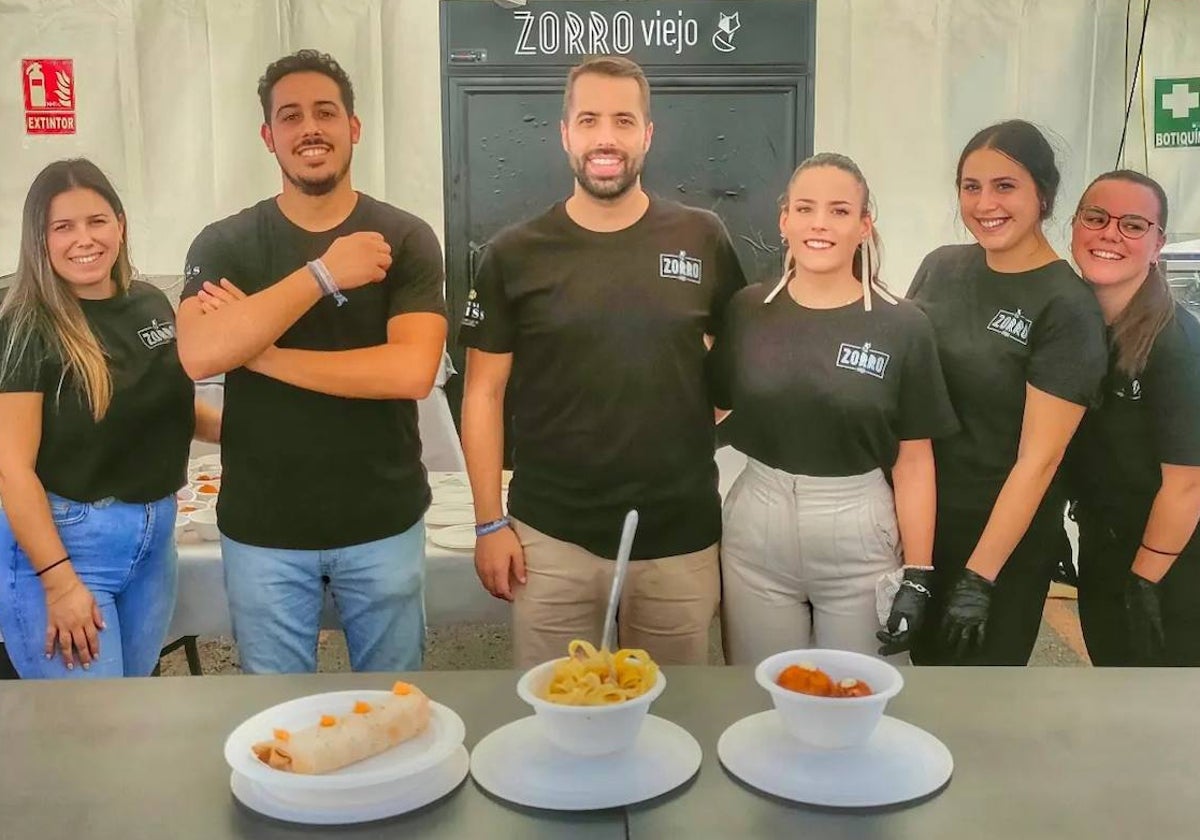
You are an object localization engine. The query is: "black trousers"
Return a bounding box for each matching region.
[1075,505,1200,667]
[0,643,17,679]
[912,503,1069,666]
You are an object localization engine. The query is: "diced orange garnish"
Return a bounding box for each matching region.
[392,681,412,696]
[353,701,372,714]
[273,728,290,741]
[320,715,337,727]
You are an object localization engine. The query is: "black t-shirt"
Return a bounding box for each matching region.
[181,194,447,550]
[908,244,1107,511]
[0,281,194,503]
[458,197,747,560]
[1064,304,1200,518]
[708,283,959,476]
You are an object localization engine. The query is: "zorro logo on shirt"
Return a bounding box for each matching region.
[836,342,890,380]
[137,319,175,349]
[987,308,1032,346]
[659,251,702,284]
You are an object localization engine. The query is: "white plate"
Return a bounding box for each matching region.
[224,691,466,791]
[425,504,476,527]
[231,745,469,825]
[470,714,701,811]
[718,711,953,808]
[427,524,477,552]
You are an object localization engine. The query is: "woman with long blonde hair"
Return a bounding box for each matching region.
[0,159,219,678]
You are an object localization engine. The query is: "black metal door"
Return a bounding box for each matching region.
[441,1,816,425]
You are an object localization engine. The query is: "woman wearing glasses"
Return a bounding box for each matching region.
[906,121,1108,665]
[1063,171,1200,666]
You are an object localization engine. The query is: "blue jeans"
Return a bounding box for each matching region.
[220,521,426,674]
[0,493,178,679]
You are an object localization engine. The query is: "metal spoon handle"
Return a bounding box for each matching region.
[601,510,639,653]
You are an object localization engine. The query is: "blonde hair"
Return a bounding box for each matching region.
[0,159,132,420]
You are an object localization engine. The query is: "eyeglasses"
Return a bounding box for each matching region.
[1075,205,1164,239]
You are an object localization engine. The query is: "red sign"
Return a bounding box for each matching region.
[22,58,76,136]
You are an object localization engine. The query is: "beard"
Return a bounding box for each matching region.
[569,150,644,200]
[281,148,352,196]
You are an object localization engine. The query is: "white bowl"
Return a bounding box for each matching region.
[189,506,220,542]
[516,657,665,757]
[755,649,903,750]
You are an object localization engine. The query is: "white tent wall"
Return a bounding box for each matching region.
[2,0,1196,293]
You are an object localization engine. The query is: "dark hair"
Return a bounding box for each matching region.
[563,55,651,121]
[257,49,355,122]
[780,152,884,286]
[1076,169,1173,377]
[956,120,1060,219]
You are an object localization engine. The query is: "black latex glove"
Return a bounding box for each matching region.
[940,568,994,661]
[876,567,934,656]
[1051,554,1078,587]
[1124,572,1167,664]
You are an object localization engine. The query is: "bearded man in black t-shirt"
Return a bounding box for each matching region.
[175,51,448,674]
[459,56,746,668]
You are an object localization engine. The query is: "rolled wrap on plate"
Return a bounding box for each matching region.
[252,682,431,774]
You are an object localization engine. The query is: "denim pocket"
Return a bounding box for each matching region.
[47,496,90,527]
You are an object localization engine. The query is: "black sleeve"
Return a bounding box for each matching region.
[895,309,959,440]
[0,322,50,394]
[705,301,738,411]
[1027,292,1107,407]
[181,224,238,302]
[387,220,447,320]
[706,216,748,336]
[457,239,515,354]
[1145,316,1200,466]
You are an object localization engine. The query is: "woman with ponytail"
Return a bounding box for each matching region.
[707,153,957,664]
[0,159,220,678]
[1063,170,1200,666]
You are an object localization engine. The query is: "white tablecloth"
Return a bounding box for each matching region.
[169,450,750,640]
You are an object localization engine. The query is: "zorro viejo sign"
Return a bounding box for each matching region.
[444,1,814,68]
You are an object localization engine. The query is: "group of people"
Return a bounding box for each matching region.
[0,50,1195,682]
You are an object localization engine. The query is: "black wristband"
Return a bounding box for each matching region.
[36,556,71,577]
[1140,542,1181,557]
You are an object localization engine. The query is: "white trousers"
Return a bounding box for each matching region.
[720,457,902,665]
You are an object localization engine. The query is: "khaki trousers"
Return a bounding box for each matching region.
[510,517,719,668]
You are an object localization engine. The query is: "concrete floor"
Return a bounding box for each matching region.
[158,594,1089,676]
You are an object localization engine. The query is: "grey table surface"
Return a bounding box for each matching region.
[1,666,1198,840]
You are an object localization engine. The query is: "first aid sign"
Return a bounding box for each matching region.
[23,59,76,135]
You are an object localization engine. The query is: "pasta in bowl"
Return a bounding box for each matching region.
[517,640,666,756]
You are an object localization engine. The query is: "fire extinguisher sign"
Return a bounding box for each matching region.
[22,58,76,135]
